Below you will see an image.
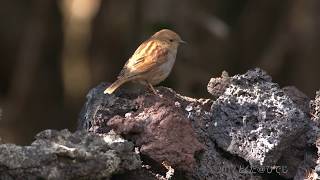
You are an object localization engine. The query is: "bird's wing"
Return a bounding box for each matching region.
[118,40,168,79]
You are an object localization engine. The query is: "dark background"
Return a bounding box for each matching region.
[0,0,319,144]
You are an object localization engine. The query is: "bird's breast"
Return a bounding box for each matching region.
[147,52,177,85]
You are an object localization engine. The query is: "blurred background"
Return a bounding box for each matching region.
[0,0,319,144]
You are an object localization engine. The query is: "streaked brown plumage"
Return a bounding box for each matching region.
[104,29,185,95]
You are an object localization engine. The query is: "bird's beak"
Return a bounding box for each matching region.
[179,40,187,44]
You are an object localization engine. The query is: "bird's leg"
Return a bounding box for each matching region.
[146,81,158,95]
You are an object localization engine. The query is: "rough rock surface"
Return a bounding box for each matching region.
[0,129,141,179]
[79,84,206,171]
[107,92,205,172]
[305,90,320,180]
[282,86,311,114]
[207,70,231,98]
[80,68,314,179]
[80,83,263,179]
[209,69,309,168]
[311,91,320,119]
[285,90,320,180]
[308,91,320,146]
[277,86,312,178]
[78,82,138,132]
[0,68,317,180]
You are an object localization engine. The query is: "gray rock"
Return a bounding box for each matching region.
[308,90,320,145]
[282,86,310,114]
[78,82,138,133]
[79,81,264,179]
[304,90,320,180]
[311,90,320,121]
[0,129,141,180]
[183,97,263,180]
[77,68,314,179]
[1,68,313,180]
[291,90,319,180]
[210,68,309,168]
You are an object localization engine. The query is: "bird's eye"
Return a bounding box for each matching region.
[169,39,173,42]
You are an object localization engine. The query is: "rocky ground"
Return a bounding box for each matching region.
[0,68,319,180]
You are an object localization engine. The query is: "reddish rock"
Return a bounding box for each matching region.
[108,94,204,172]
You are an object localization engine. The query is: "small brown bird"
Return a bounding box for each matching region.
[104,29,185,95]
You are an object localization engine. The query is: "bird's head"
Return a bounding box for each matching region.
[151,29,186,48]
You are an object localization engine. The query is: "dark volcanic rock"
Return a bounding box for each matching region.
[180,94,263,180]
[79,81,264,179]
[210,69,309,166]
[306,90,320,179]
[291,90,320,180]
[308,90,320,146]
[78,68,313,179]
[0,68,315,179]
[80,85,206,174]
[78,82,138,133]
[282,86,310,114]
[0,129,141,179]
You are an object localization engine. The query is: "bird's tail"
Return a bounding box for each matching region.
[104,78,127,94]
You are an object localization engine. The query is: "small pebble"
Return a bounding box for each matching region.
[185,105,193,112]
[125,112,132,118]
